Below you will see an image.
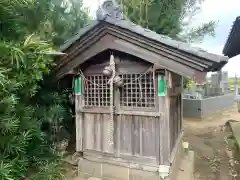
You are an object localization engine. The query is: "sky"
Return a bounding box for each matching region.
[83,0,240,77]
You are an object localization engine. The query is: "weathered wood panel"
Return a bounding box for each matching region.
[93,114,101,151]
[78,112,161,163]
[56,33,196,79]
[169,96,178,152]
[75,95,83,151]
[55,23,215,80]
[82,113,110,152]
[168,72,183,154]
[83,55,151,75]
[75,70,183,166]
[180,96,183,130]
[142,116,156,157]
[117,114,158,158]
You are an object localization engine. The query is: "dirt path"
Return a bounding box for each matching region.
[183,104,240,180]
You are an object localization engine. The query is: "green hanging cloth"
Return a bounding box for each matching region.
[74,75,82,95]
[158,74,166,96]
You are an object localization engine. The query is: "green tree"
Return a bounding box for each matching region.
[0,35,65,180]
[119,0,216,43]
[0,0,90,45]
[0,0,91,179]
[119,0,214,88]
[39,0,91,46]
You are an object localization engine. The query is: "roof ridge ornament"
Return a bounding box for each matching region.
[96,0,125,21]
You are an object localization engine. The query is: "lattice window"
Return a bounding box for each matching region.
[84,75,110,107]
[120,73,156,108]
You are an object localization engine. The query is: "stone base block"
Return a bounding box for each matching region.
[78,158,159,180]
[77,142,194,180]
[102,163,129,180]
[78,159,102,179]
[129,169,158,180]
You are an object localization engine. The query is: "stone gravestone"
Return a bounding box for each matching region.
[235,74,240,112]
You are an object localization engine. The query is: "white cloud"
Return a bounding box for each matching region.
[200,0,240,20]
[83,0,103,17]
[193,44,224,55]
[222,55,240,77]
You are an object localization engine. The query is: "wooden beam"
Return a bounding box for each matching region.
[56,24,106,68]
[60,28,207,72]
[106,28,209,69]
[112,39,195,78]
[55,34,112,79]
[75,95,84,152]
[55,34,196,80]
[158,70,171,165]
[106,25,214,66]
[53,27,214,81]
[58,24,213,71]
[55,26,108,73]
[180,76,183,131]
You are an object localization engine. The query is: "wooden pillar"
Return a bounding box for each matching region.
[114,86,120,156]
[159,70,171,165]
[75,95,83,152]
[180,76,183,131]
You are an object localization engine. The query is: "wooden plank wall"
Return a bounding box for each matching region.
[81,112,161,163]
[75,68,181,166]
[169,72,182,153]
[169,95,181,151]
[75,95,83,152]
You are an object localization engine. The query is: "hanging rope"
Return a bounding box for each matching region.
[77,64,155,110]
[77,65,154,88]
[79,69,108,88]
[108,54,115,150]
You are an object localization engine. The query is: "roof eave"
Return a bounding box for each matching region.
[103,16,228,64]
[55,0,229,78]
[223,16,240,57]
[59,20,100,52]
[208,60,228,72]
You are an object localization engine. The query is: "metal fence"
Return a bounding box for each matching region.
[183,93,235,118]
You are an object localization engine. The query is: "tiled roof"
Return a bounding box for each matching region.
[59,0,228,75]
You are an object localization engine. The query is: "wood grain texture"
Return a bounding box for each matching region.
[73,55,184,167]
[55,25,106,69]
[75,95,83,152]
[83,55,151,75]
[168,72,183,155]
[158,70,171,165]
[54,26,212,79]
[54,23,216,80]
[78,112,161,164]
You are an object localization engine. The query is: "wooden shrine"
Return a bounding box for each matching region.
[53,0,228,179]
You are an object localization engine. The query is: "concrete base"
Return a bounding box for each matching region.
[76,148,194,180]
[77,158,159,180]
[228,120,240,148]
[175,151,195,180]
